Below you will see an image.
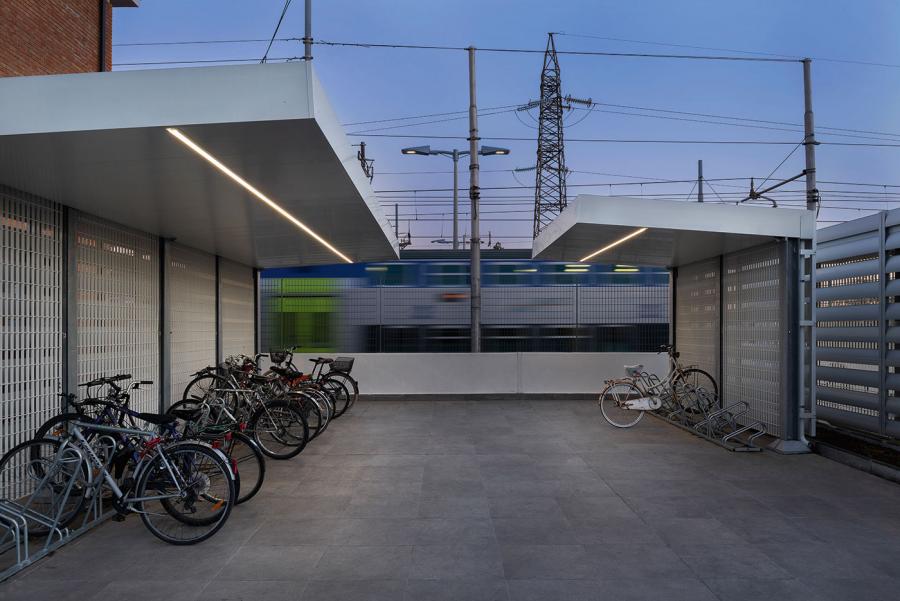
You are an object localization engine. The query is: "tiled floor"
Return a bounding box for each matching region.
[3,400,900,600]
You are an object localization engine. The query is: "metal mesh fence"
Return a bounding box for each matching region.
[676,258,721,382]
[260,266,669,354]
[0,187,63,458]
[167,243,216,403]
[723,243,785,437]
[219,258,255,359]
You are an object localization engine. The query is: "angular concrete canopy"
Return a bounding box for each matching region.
[0,62,398,267]
[532,195,815,267]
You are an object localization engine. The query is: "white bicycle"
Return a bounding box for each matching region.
[598,345,717,428]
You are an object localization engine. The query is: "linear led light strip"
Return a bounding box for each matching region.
[166,127,353,264]
[579,227,648,262]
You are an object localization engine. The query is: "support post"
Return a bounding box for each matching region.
[697,160,704,203]
[303,0,313,61]
[452,149,460,250]
[467,46,481,352]
[878,212,887,435]
[394,203,399,239]
[215,256,223,365]
[802,59,817,211]
[160,239,171,411]
[63,207,78,401]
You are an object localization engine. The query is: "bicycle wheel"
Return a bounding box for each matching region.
[321,377,350,419]
[136,441,234,545]
[249,400,309,460]
[182,374,232,406]
[221,432,265,504]
[674,368,718,412]
[290,392,323,440]
[325,372,358,416]
[0,438,89,536]
[598,382,645,428]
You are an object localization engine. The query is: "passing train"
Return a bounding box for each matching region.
[259,259,670,353]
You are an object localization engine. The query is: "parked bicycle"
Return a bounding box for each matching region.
[598,345,717,428]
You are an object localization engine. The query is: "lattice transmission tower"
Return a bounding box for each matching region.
[526,33,591,238]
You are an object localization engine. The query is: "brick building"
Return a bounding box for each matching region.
[0,0,138,77]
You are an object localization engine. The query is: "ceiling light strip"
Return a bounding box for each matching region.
[579,227,648,262]
[166,127,353,264]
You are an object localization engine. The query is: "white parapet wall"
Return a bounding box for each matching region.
[290,352,667,396]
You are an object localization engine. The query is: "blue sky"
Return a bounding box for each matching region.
[114,1,900,248]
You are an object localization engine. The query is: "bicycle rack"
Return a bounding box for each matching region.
[648,383,767,452]
[0,443,115,582]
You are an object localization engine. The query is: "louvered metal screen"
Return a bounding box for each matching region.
[75,214,159,413]
[723,242,786,437]
[676,258,720,383]
[167,243,216,403]
[0,188,63,458]
[815,211,900,438]
[219,258,255,360]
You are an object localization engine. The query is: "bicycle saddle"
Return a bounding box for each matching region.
[137,412,178,426]
[309,357,333,364]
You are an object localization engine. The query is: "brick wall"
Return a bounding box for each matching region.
[0,0,113,77]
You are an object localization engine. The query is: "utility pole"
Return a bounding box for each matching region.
[452,150,459,250]
[697,160,704,203]
[303,0,313,60]
[802,59,817,210]
[468,46,481,353]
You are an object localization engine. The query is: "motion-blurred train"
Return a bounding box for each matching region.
[260,259,670,353]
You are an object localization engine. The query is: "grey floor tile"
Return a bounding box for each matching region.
[0,579,106,601]
[500,545,594,580]
[488,496,565,519]
[88,580,206,601]
[410,544,505,579]
[221,545,326,581]
[200,580,305,601]
[418,495,491,518]
[506,580,597,601]
[300,579,404,601]
[702,578,823,601]
[492,517,578,545]
[404,579,509,601]
[312,546,412,580]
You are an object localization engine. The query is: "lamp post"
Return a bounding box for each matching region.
[401,144,509,352]
[400,145,509,252]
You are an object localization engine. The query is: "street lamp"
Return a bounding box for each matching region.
[401,145,510,250]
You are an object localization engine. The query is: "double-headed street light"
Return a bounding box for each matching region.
[401,145,509,250]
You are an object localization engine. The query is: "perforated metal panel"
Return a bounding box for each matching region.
[723,242,785,437]
[168,243,216,402]
[219,258,255,359]
[0,188,63,457]
[676,258,720,382]
[75,214,159,413]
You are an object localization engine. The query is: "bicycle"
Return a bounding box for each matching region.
[0,416,236,545]
[598,344,718,428]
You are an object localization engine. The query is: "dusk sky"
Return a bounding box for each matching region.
[114,1,900,249]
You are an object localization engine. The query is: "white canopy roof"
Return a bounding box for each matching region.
[532,195,815,267]
[0,62,398,267]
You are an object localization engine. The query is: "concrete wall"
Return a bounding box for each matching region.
[291,352,667,396]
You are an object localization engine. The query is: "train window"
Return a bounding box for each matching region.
[541,263,592,285]
[485,263,531,286]
[426,263,469,287]
[376,264,418,286]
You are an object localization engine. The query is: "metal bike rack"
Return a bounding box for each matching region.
[0,444,115,582]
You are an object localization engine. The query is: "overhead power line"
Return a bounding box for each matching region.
[261,0,294,63]
[312,39,799,62]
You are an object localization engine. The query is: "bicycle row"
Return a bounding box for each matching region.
[0,349,358,550]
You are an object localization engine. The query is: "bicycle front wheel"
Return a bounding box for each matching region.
[599,382,645,428]
[136,442,235,545]
[221,432,265,505]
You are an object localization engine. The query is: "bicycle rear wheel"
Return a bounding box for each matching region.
[599,382,645,428]
[221,432,265,504]
[674,368,718,413]
[136,442,234,545]
[321,377,351,419]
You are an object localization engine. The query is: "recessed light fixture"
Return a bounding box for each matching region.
[579,227,648,263]
[166,127,353,264]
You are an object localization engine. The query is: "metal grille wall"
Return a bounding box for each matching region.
[0,188,62,457]
[676,258,720,384]
[815,211,900,438]
[219,258,255,359]
[167,243,216,403]
[75,214,160,413]
[723,243,785,438]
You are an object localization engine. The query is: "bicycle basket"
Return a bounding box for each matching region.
[624,364,644,378]
[329,356,354,373]
[269,350,288,364]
